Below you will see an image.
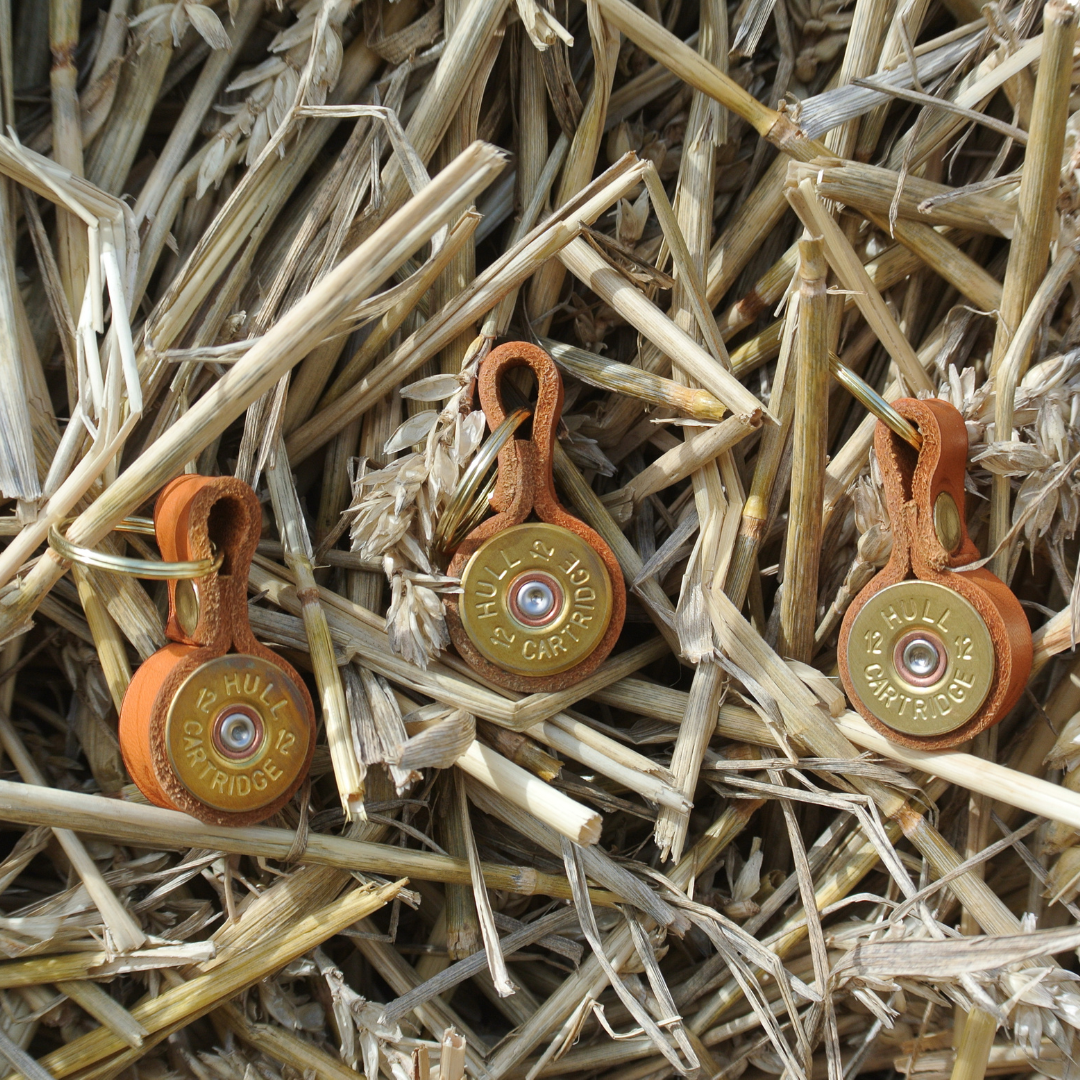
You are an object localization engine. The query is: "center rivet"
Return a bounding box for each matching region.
[220,713,257,752]
[903,638,939,677]
[519,581,554,618]
[210,703,265,761]
[508,571,564,628]
[893,629,948,688]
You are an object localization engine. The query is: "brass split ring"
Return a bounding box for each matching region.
[433,407,531,554]
[48,516,223,579]
[828,353,923,451]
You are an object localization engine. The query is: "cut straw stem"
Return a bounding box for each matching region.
[786,159,1016,238]
[84,18,172,190]
[604,413,760,521]
[266,440,366,816]
[949,1007,997,1080]
[862,210,1002,314]
[528,712,689,813]
[71,564,132,714]
[0,777,610,903]
[57,979,148,1050]
[987,0,1077,577]
[0,141,507,639]
[836,713,1080,833]
[465,777,680,930]
[48,0,87,323]
[542,337,729,421]
[725,291,798,607]
[0,945,215,991]
[706,155,789,308]
[654,663,725,862]
[377,0,512,217]
[779,238,828,663]
[452,769,513,994]
[821,0,892,160]
[597,0,824,160]
[558,237,766,421]
[441,770,481,961]
[457,740,602,846]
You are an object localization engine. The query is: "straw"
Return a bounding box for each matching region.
[4,3,1080,1074]
[987,0,1077,578]
[778,238,828,663]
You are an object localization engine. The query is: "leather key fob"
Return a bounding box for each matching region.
[119,475,315,825]
[444,342,626,693]
[838,398,1032,749]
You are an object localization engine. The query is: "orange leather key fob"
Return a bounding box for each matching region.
[445,342,626,693]
[119,475,315,825]
[838,398,1032,750]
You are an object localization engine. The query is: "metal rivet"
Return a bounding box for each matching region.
[218,713,258,754]
[508,571,564,628]
[903,638,939,677]
[459,523,613,677]
[518,580,555,619]
[894,630,947,687]
[934,492,962,553]
[175,579,200,636]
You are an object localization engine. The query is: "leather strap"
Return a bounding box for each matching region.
[119,476,315,825]
[445,342,626,691]
[838,399,1032,749]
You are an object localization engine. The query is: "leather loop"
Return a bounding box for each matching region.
[119,476,315,825]
[156,474,263,649]
[838,399,1032,749]
[445,342,626,692]
[477,342,563,523]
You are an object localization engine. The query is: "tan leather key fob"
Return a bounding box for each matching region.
[119,476,315,825]
[839,398,1032,749]
[445,342,626,693]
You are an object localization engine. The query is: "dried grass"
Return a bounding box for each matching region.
[0,0,1076,1077]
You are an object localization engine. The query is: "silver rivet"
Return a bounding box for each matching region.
[219,713,257,753]
[518,581,555,619]
[902,638,940,679]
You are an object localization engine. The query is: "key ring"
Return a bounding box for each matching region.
[837,397,1031,749]
[828,354,923,451]
[444,342,626,694]
[113,517,157,535]
[119,474,315,826]
[433,407,531,554]
[48,517,224,579]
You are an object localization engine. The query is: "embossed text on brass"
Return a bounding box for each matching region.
[458,522,613,676]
